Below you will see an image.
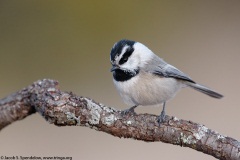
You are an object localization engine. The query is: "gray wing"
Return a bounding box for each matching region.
[145,56,195,83]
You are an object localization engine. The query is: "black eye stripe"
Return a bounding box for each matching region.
[119,47,134,65]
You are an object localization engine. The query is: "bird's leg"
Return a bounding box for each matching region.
[121,105,138,115]
[157,102,166,124]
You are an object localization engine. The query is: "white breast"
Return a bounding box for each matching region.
[113,72,184,106]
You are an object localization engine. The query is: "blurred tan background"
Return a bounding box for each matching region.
[0,1,239,159]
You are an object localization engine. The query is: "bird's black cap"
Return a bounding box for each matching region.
[110,39,135,62]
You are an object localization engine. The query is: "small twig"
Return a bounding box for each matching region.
[0,79,239,160]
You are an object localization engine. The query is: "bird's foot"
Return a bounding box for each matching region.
[157,110,166,125]
[121,106,137,115]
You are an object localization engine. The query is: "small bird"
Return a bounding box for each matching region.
[110,39,223,124]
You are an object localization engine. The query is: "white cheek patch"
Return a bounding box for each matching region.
[121,55,139,71]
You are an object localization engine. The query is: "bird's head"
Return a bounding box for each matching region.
[110,39,153,76]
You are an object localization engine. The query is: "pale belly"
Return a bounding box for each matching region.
[113,72,184,106]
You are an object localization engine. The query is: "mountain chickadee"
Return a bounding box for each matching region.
[110,39,223,124]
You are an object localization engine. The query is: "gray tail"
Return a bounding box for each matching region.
[188,83,223,99]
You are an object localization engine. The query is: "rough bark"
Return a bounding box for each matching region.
[0,79,239,160]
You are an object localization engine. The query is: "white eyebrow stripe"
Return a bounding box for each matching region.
[118,45,129,61]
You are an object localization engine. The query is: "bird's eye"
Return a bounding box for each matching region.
[123,57,128,63]
[119,57,128,65]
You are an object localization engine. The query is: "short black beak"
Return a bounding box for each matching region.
[110,65,119,72]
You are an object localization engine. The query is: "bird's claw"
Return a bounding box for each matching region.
[121,107,136,115]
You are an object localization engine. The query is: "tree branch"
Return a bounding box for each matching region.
[0,79,239,160]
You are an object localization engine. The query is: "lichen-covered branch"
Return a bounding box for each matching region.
[0,79,239,160]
